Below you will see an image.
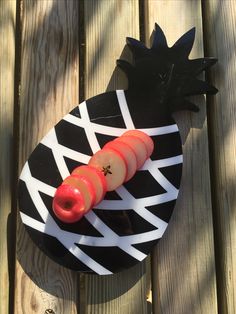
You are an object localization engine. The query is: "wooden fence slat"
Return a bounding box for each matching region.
[203,1,236,313]
[0,1,16,313]
[145,1,218,313]
[14,1,79,313]
[80,1,150,313]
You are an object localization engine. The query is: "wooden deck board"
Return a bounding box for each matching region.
[80,1,150,313]
[203,1,236,313]
[14,1,79,313]
[0,1,16,313]
[145,1,218,313]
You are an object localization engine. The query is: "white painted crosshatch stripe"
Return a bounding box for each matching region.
[84,211,147,261]
[141,155,183,170]
[115,185,168,231]
[20,162,56,196]
[49,128,70,179]
[94,192,178,210]
[63,113,179,136]
[79,101,101,154]
[20,212,166,247]
[41,128,91,164]
[116,90,135,129]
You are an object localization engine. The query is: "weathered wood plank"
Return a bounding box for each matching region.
[203,1,236,313]
[145,1,218,313]
[84,0,139,97]
[81,1,149,313]
[0,1,16,313]
[15,1,79,313]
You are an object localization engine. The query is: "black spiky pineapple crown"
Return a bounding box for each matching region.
[117,24,217,114]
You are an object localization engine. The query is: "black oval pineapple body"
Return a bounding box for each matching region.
[18,24,217,275]
[18,90,182,274]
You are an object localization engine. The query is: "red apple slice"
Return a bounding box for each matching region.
[52,184,86,223]
[88,148,127,191]
[62,174,96,213]
[72,165,107,205]
[103,140,137,181]
[122,129,154,157]
[114,135,148,168]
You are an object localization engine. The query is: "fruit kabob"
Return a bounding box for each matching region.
[52,130,154,223]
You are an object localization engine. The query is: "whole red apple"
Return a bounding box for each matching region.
[52,184,85,223]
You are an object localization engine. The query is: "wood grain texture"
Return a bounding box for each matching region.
[84,0,139,98]
[0,1,16,313]
[203,1,236,313]
[81,1,150,313]
[15,1,79,313]
[145,1,218,313]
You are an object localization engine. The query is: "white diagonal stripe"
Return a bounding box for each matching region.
[141,155,183,170]
[149,168,178,195]
[49,129,70,179]
[41,128,90,164]
[21,212,164,248]
[85,210,146,261]
[64,113,178,137]
[66,245,112,275]
[116,90,135,129]
[140,125,179,136]
[20,162,56,196]
[79,101,101,153]
[115,185,168,231]
[96,191,178,210]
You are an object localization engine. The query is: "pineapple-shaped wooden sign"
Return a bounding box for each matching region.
[18,24,217,275]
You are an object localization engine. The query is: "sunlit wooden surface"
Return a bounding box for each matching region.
[203,1,236,313]
[0,0,235,313]
[146,1,217,313]
[15,1,79,313]
[0,1,16,313]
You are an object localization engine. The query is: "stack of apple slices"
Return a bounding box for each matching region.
[53,130,154,223]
